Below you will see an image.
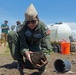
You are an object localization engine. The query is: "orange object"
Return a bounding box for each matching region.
[61,42,70,54]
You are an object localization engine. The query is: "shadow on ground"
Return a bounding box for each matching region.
[0,61,42,75]
[0,61,18,69]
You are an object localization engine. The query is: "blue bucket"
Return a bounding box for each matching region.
[54,59,71,73]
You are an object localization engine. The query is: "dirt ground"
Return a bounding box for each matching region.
[0,46,76,75]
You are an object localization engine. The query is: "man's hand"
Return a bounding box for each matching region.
[24,51,33,64]
[36,59,48,68]
[30,52,48,68]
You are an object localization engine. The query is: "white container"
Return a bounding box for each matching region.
[49,23,72,42]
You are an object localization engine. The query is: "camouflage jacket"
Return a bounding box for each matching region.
[18,20,52,55]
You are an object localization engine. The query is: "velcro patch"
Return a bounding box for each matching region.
[46,30,50,34]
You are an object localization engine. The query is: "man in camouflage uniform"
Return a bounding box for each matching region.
[7,4,52,74]
[16,20,22,32]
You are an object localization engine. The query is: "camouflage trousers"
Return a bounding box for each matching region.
[7,31,23,62]
[24,59,46,73]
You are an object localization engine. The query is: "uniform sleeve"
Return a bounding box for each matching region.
[1,24,6,29]
[18,29,29,55]
[40,22,52,53]
[6,25,9,30]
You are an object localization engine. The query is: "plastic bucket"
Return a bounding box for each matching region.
[61,42,70,54]
[54,59,71,73]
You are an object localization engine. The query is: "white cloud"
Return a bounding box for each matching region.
[47,22,76,30]
[65,22,76,30]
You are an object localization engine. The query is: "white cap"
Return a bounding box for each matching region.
[25,4,38,21]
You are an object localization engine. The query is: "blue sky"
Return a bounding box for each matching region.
[0,0,76,29]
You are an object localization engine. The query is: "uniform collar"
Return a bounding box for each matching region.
[34,20,41,31]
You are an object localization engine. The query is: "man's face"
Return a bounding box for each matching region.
[17,22,20,25]
[4,21,8,24]
[26,18,38,29]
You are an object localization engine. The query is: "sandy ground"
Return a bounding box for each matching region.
[0,46,76,75]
